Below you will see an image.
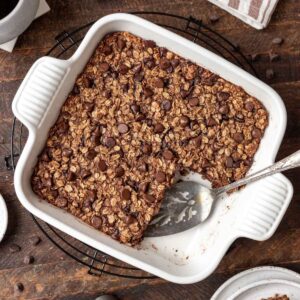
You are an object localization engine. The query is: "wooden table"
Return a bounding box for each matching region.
[0,1,299,299]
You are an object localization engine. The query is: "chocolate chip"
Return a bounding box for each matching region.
[81,169,92,179]
[180,116,190,127]
[233,132,244,143]
[234,114,244,122]
[159,47,167,57]
[91,216,102,229]
[245,101,254,112]
[138,163,148,172]
[86,190,96,202]
[83,200,92,209]
[136,114,146,122]
[269,51,280,62]
[99,62,110,73]
[272,37,283,45]
[226,157,234,168]
[219,104,229,114]
[83,77,94,88]
[142,144,152,154]
[24,255,34,265]
[207,117,217,126]
[41,151,50,162]
[85,149,97,160]
[252,127,261,138]
[15,283,24,293]
[217,92,230,101]
[91,134,101,146]
[266,68,275,80]
[72,84,80,95]
[132,63,142,74]
[144,87,153,98]
[115,166,125,177]
[122,83,129,92]
[171,59,180,68]
[29,236,41,246]
[192,135,202,147]
[104,90,111,99]
[162,149,174,160]
[180,87,193,99]
[202,74,219,86]
[57,120,69,134]
[118,123,129,134]
[121,188,131,200]
[153,78,164,88]
[130,103,140,114]
[155,171,166,183]
[144,40,156,48]
[160,99,171,111]
[144,57,155,69]
[146,119,152,126]
[159,58,171,70]
[134,72,144,82]
[119,63,129,75]
[105,137,116,148]
[166,65,173,73]
[188,97,199,107]
[117,38,126,50]
[62,148,73,158]
[144,193,156,203]
[154,123,165,133]
[127,180,139,192]
[97,159,107,172]
[123,215,135,224]
[56,196,68,208]
[9,244,21,253]
[103,44,112,55]
[67,171,76,181]
[209,14,220,23]
[139,182,149,193]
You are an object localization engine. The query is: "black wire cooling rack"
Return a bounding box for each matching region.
[6,12,258,279]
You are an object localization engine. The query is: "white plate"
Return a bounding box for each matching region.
[0,194,8,242]
[12,13,293,284]
[212,266,300,300]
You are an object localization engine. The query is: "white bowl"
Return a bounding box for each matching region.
[0,194,8,243]
[12,13,293,284]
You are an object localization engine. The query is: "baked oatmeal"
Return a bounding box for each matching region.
[31,31,268,245]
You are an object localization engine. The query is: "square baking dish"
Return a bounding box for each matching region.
[12,13,293,284]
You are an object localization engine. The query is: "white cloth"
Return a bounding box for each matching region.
[208,0,280,29]
[0,0,50,52]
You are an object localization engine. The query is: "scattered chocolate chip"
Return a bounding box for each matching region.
[162,149,174,160]
[118,123,129,134]
[145,119,152,126]
[144,87,153,98]
[272,37,283,45]
[134,72,144,82]
[103,44,112,55]
[119,63,129,75]
[29,236,41,246]
[233,132,244,143]
[9,244,21,253]
[234,113,244,122]
[14,283,24,293]
[144,193,156,203]
[85,149,97,160]
[180,87,193,99]
[207,117,217,126]
[139,182,149,193]
[99,62,110,73]
[57,120,69,134]
[153,78,164,88]
[136,114,146,122]
[161,99,172,111]
[97,159,108,172]
[132,63,142,74]
[202,74,219,86]
[91,134,101,146]
[91,216,102,229]
[117,38,126,50]
[142,144,152,154]
[159,58,171,70]
[269,51,280,62]
[252,127,261,138]
[80,169,92,179]
[86,190,96,202]
[40,151,50,162]
[123,215,135,224]
[202,159,211,168]
[62,148,73,158]
[122,82,129,92]
[180,116,190,127]
[83,77,94,88]
[171,59,180,68]
[115,166,125,177]
[56,196,68,208]
[226,157,234,168]
[159,47,167,57]
[83,200,92,209]
[217,91,230,101]
[72,84,80,95]
[144,57,155,69]
[209,14,220,23]
[127,180,139,192]
[130,103,140,114]
[219,104,229,114]
[155,171,166,183]
[192,135,202,147]
[188,97,199,107]
[121,188,131,200]
[154,123,165,133]
[104,90,111,99]
[266,68,275,80]
[105,137,116,148]
[144,40,156,48]
[67,171,76,181]
[24,255,34,265]
[138,163,148,172]
[245,101,254,112]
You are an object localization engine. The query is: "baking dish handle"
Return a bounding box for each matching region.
[12,57,69,132]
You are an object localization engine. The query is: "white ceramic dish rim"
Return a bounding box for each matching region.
[212,266,300,299]
[12,13,291,284]
[0,194,8,243]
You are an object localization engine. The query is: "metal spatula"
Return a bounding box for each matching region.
[145,150,300,237]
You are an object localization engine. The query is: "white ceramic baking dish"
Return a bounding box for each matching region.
[12,13,293,284]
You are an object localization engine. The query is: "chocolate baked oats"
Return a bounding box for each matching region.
[31,32,268,245]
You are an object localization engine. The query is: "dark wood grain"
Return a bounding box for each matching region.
[0,0,300,299]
